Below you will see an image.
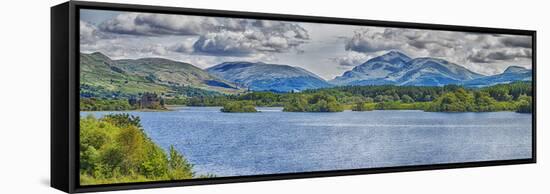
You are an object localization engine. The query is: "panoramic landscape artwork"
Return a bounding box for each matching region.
[79,9,533,185]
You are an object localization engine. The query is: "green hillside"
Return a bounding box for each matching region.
[80,52,242,98]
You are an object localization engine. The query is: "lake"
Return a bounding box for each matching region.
[81,107,532,177]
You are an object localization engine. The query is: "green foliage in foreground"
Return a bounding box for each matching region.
[221,101,258,112]
[80,114,201,185]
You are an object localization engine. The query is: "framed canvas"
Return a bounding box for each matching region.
[51,1,536,193]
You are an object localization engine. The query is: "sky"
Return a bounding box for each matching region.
[80,9,533,80]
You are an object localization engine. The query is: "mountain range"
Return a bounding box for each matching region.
[331,51,531,87]
[80,52,240,97]
[80,51,532,97]
[333,51,484,86]
[462,66,532,87]
[206,62,330,92]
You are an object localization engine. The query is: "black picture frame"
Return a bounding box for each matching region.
[51,1,536,193]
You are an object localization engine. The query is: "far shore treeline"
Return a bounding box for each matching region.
[80,81,532,113]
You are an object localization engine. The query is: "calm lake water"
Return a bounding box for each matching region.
[81,107,532,177]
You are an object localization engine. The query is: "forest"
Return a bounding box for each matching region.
[185,82,533,113]
[80,82,532,113]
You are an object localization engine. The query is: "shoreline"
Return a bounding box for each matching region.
[80,108,173,112]
[80,105,533,114]
[80,106,531,114]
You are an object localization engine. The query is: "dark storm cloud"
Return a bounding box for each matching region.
[344,29,402,52]
[500,36,532,48]
[334,58,360,66]
[98,13,218,36]
[252,20,310,40]
[468,49,532,63]
[80,21,111,44]
[406,33,456,50]
[192,21,309,56]
[192,30,306,56]
[192,31,256,56]
[344,28,458,55]
[168,40,195,54]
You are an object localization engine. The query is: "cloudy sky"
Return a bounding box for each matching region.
[80,9,533,80]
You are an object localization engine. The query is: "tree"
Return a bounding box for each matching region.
[392,93,400,101]
[79,114,197,185]
[474,91,497,112]
[516,95,532,113]
[364,97,374,103]
[103,113,142,128]
[426,89,475,112]
[283,93,344,112]
[401,95,414,103]
[423,95,433,101]
[221,101,258,112]
[168,145,194,179]
[374,95,393,102]
[116,125,146,174]
[352,101,374,111]
[283,95,308,112]
[489,88,513,101]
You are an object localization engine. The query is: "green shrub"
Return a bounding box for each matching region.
[352,101,374,111]
[283,93,344,112]
[80,98,134,111]
[516,95,532,113]
[80,114,198,185]
[221,101,258,112]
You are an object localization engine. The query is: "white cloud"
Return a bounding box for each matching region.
[330,52,370,67]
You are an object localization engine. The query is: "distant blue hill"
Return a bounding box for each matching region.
[394,57,483,86]
[206,62,331,92]
[463,66,532,87]
[331,51,412,85]
[331,51,531,87]
[208,52,532,92]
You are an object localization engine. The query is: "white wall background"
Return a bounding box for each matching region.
[0,0,547,193]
